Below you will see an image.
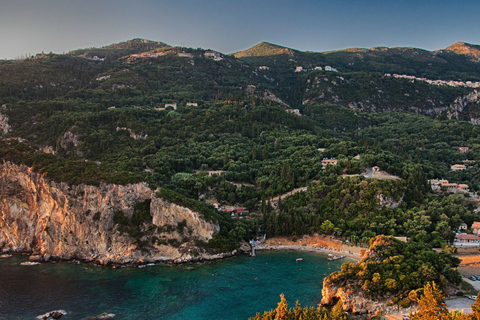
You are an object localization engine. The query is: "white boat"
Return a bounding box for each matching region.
[296,258,303,262]
[0,254,12,258]
[20,261,40,266]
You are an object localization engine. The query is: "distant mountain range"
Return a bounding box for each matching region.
[1,38,480,122]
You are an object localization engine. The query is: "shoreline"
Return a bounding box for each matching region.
[255,244,361,261]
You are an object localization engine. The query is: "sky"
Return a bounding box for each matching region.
[1,0,480,59]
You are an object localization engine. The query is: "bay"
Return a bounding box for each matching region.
[0,251,344,320]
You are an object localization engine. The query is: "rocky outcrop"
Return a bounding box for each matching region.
[447,90,480,122]
[0,162,225,265]
[0,104,10,135]
[321,280,416,315]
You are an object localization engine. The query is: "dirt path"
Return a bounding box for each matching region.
[270,186,308,210]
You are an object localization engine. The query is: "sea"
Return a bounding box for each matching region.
[0,250,344,320]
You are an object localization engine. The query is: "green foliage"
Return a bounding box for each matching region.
[248,294,349,320]
[325,236,461,303]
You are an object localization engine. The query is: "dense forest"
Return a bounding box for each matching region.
[2,39,480,314]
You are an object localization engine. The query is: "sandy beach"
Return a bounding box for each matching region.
[256,244,361,261]
[253,234,364,261]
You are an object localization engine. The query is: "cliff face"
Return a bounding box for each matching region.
[321,280,415,315]
[0,162,222,264]
[447,90,480,123]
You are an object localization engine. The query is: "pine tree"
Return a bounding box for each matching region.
[275,293,289,320]
[330,299,347,320]
[410,282,450,320]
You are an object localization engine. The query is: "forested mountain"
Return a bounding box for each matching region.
[2,38,480,250]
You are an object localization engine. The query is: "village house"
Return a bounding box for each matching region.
[314,66,323,71]
[459,147,469,153]
[322,158,338,167]
[317,148,326,152]
[107,106,116,110]
[154,107,165,111]
[204,51,223,61]
[325,66,338,72]
[429,179,469,193]
[458,223,468,231]
[295,66,304,72]
[164,103,177,110]
[285,109,301,115]
[451,164,466,171]
[258,66,269,70]
[186,102,198,107]
[354,154,361,160]
[454,233,480,247]
[463,160,476,164]
[473,222,480,235]
[207,170,225,177]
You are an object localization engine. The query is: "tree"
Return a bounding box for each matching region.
[330,299,347,320]
[275,293,289,320]
[410,282,450,320]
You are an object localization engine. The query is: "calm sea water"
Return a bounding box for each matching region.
[0,251,344,320]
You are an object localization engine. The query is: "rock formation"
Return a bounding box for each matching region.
[0,162,227,265]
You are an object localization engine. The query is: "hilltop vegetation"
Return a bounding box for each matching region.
[2,38,480,249]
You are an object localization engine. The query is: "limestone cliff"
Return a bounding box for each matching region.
[447,90,480,123]
[0,162,226,265]
[321,280,415,315]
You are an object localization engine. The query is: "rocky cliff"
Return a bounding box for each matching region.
[0,162,227,265]
[447,90,480,123]
[321,280,415,315]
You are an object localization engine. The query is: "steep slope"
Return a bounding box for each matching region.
[301,71,469,115]
[0,162,230,265]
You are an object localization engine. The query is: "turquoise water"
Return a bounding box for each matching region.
[0,251,344,320]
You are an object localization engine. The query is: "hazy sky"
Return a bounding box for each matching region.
[1,0,479,59]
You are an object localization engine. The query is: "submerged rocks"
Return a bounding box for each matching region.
[36,310,67,320]
[82,313,115,320]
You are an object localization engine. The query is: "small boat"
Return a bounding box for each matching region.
[327,255,345,261]
[0,254,12,258]
[20,261,40,266]
[296,258,303,262]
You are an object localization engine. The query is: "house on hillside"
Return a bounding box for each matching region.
[322,158,338,167]
[451,164,466,171]
[454,233,480,247]
[207,170,225,177]
[459,223,468,231]
[354,154,361,160]
[429,179,469,193]
[165,103,177,110]
[472,222,480,235]
[204,51,223,61]
[295,66,304,72]
[186,102,198,107]
[258,66,269,70]
[314,66,323,71]
[286,109,301,115]
[325,66,338,72]
[459,147,469,153]
[317,148,326,152]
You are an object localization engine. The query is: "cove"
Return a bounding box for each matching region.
[0,251,344,320]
